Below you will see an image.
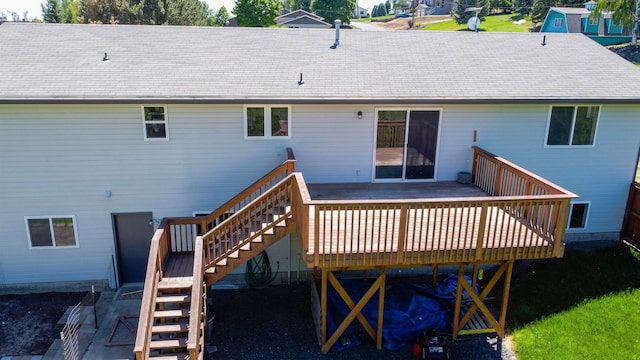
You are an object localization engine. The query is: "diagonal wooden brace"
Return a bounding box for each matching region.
[454,261,513,339]
[321,271,386,353]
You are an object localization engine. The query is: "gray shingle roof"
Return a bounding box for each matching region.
[1,22,640,103]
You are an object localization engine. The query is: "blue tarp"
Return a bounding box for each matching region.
[325,275,478,351]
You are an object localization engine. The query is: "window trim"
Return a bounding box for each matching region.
[544,105,600,148]
[243,105,291,140]
[567,201,590,230]
[142,105,169,141]
[25,215,79,249]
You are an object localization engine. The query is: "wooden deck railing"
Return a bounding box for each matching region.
[133,217,202,360]
[472,146,573,196]
[288,147,575,268]
[187,235,205,359]
[200,145,577,271]
[134,218,169,360]
[201,175,294,270]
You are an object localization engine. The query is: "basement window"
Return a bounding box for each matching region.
[25,216,78,248]
[545,105,599,146]
[244,105,290,139]
[568,202,589,229]
[142,105,169,140]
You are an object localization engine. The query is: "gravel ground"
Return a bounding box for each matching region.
[0,292,86,356]
[209,281,510,360]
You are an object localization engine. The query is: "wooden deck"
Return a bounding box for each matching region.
[307,181,487,200]
[136,147,578,358]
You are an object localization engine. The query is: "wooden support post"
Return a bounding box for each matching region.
[432,265,439,290]
[452,264,465,340]
[472,263,479,289]
[376,268,386,350]
[498,261,514,337]
[321,268,328,349]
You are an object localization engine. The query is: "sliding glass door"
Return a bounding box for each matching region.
[374,109,440,181]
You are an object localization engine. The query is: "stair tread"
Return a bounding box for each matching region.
[156,294,191,303]
[152,323,189,333]
[154,309,189,318]
[149,353,190,360]
[149,337,188,349]
[158,278,193,290]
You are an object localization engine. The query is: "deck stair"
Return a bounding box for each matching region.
[146,279,204,360]
[203,205,294,284]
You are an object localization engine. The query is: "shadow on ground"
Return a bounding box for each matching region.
[209,281,506,360]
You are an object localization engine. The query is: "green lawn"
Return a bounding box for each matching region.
[506,246,640,359]
[423,13,532,32]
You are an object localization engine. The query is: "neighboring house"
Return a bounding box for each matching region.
[541,4,631,45]
[275,9,331,28]
[354,5,370,18]
[416,3,430,16]
[1,23,640,291]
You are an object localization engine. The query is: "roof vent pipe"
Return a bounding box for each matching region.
[331,19,341,49]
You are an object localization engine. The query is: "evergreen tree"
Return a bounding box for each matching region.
[213,6,230,26]
[167,0,210,25]
[233,0,281,27]
[42,0,61,22]
[385,0,391,13]
[451,0,489,24]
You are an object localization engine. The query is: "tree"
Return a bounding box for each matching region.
[59,0,81,23]
[80,0,131,24]
[385,0,391,13]
[490,0,512,12]
[233,0,281,27]
[167,0,211,25]
[312,0,355,24]
[451,0,489,24]
[284,0,312,11]
[42,0,61,22]
[213,6,230,26]
[592,0,639,44]
[513,0,533,16]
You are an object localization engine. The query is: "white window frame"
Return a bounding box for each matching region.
[544,105,600,148]
[567,201,590,230]
[142,105,169,141]
[25,215,79,249]
[588,17,597,26]
[243,105,291,139]
[554,18,563,28]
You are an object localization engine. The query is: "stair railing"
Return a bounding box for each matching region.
[202,174,294,270]
[188,235,205,359]
[201,149,295,234]
[134,218,170,360]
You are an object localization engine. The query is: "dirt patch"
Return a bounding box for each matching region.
[0,292,87,356]
[371,15,452,30]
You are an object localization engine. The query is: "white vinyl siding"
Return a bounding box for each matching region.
[1,102,639,284]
